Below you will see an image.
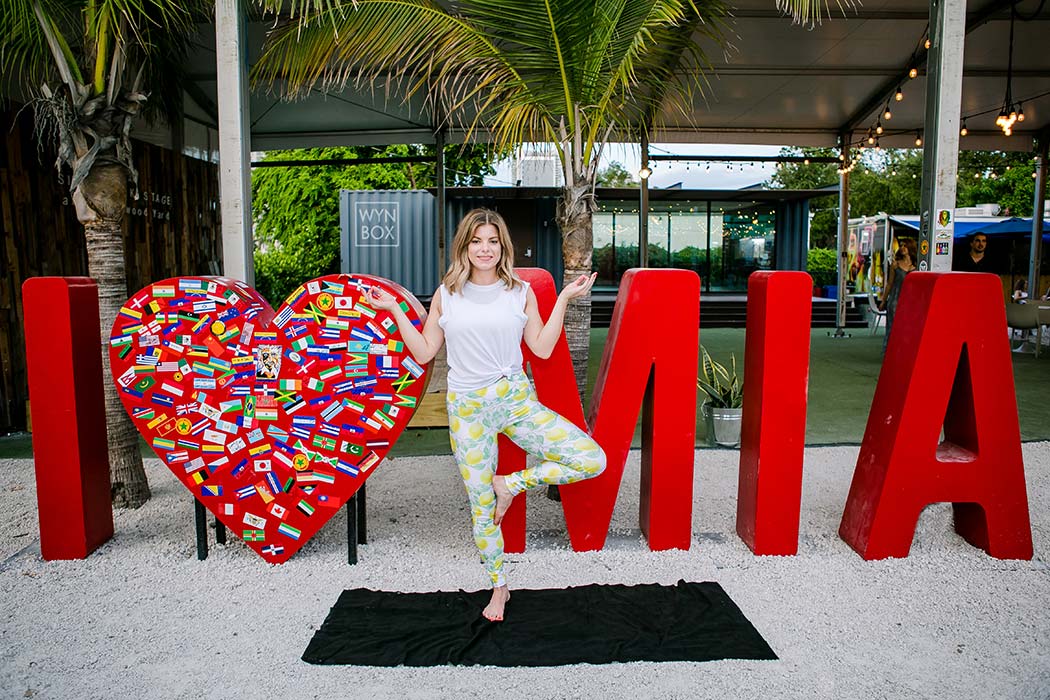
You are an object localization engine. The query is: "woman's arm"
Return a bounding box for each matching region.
[522,273,596,360]
[364,286,445,364]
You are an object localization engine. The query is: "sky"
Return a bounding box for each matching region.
[485,142,788,190]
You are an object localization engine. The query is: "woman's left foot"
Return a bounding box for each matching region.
[483,586,511,621]
[492,475,514,526]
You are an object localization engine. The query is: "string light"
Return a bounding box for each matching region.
[908,66,918,79]
[638,166,652,180]
[1017,103,1025,122]
[960,120,968,136]
[875,122,884,135]
[924,38,931,49]
[883,104,893,120]
[915,131,923,147]
[895,86,904,102]
[996,4,1018,136]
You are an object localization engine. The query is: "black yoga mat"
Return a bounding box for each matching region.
[302,580,777,667]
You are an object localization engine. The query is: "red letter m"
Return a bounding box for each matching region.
[498,268,699,552]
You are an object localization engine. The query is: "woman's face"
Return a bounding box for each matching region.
[897,248,911,265]
[467,223,501,272]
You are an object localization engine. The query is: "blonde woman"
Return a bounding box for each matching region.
[366,208,606,621]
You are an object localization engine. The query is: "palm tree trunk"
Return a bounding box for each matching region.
[75,163,150,508]
[559,189,595,408]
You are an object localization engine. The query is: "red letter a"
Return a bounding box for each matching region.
[839,272,1033,560]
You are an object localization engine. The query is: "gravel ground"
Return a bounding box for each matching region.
[1,444,1049,700]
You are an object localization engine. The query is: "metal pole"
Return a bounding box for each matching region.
[918,0,966,272]
[640,132,650,268]
[346,496,358,565]
[194,499,208,561]
[706,202,712,292]
[436,129,447,275]
[834,136,851,337]
[1028,138,1047,301]
[215,0,254,283]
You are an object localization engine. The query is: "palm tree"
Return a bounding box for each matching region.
[1,1,206,507]
[253,0,731,403]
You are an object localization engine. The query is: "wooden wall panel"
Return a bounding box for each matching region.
[0,108,222,431]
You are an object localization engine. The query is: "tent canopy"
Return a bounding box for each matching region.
[892,215,1050,241]
[173,0,1050,153]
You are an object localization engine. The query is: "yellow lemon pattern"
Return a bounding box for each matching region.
[446,372,607,588]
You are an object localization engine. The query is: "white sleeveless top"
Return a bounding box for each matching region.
[438,279,530,391]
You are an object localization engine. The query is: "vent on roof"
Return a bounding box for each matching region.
[955,203,1001,217]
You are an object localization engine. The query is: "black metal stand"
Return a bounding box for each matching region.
[194,499,227,560]
[346,483,368,565]
[195,483,367,563]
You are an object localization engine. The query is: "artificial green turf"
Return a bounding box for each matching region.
[393,326,1050,456]
[5,328,1047,459]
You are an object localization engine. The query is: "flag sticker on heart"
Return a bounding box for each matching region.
[108,274,430,563]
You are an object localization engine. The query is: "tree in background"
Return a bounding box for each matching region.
[768,146,1042,248]
[1,0,207,508]
[252,144,496,305]
[956,150,1040,216]
[596,161,639,188]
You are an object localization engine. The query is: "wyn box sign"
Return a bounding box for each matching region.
[354,201,400,247]
[108,274,430,564]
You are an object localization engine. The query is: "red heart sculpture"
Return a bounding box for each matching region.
[108,274,430,563]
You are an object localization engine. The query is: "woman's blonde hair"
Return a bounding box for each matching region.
[442,208,520,293]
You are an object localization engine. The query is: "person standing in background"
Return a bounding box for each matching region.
[880,238,918,352]
[955,233,991,272]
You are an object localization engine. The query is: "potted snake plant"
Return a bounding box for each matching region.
[698,346,744,447]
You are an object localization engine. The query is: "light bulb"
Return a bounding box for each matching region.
[960,123,968,136]
[924,38,931,49]
[638,166,651,180]
[884,108,892,120]
[908,67,918,79]
[876,123,883,135]
[868,134,875,145]
[915,135,923,147]
[895,88,904,102]
[1018,105,1026,122]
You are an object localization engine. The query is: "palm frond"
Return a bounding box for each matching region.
[776,0,857,27]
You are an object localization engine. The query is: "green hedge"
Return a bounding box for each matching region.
[807,247,838,287]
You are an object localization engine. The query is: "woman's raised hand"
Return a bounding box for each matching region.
[559,272,598,302]
[364,286,399,311]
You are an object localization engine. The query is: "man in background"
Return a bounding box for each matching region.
[955,233,991,272]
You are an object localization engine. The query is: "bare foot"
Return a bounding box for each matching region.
[492,475,514,526]
[483,586,511,622]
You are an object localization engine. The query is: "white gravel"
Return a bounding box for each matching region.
[2,443,1049,700]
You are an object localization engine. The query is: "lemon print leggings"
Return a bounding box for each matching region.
[446,372,607,588]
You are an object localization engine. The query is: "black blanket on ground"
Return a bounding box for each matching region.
[302,580,777,667]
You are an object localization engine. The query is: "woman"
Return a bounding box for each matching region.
[365,208,607,622]
[1012,278,1029,304]
[879,237,917,351]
